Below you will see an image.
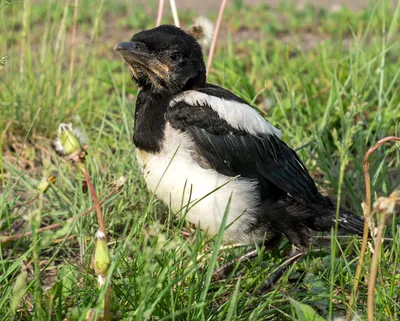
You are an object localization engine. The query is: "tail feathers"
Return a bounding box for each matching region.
[337,210,364,235]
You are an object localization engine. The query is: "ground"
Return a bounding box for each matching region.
[0,0,400,321]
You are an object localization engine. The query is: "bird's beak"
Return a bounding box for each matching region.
[114,42,152,64]
[114,41,169,81]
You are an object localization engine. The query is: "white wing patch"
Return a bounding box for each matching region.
[170,90,282,138]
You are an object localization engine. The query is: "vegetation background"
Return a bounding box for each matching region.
[0,0,399,320]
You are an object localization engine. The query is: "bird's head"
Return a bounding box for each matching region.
[114,25,206,95]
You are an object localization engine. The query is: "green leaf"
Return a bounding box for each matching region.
[226,277,241,321]
[11,270,27,314]
[289,298,327,321]
[197,194,233,320]
[58,265,76,299]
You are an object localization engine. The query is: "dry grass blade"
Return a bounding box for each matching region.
[67,0,78,99]
[169,0,180,27]
[346,136,400,321]
[156,0,165,27]
[206,0,227,77]
[367,188,400,321]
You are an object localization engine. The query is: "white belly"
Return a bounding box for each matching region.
[135,123,261,243]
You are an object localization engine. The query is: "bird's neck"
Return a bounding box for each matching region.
[133,90,170,153]
[183,73,206,91]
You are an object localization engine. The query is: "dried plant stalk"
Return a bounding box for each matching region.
[346,136,400,321]
[367,188,400,321]
[78,164,106,233]
[169,0,180,27]
[206,0,227,77]
[156,0,165,26]
[67,0,79,99]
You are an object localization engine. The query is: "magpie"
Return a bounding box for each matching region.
[114,25,364,291]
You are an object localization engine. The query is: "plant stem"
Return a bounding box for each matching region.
[67,0,79,99]
[78,163,106,233]
[206,0,227,77]
[78,163,111,320]
[346,136,400,321]
[103,285,112,321]
[32,194,44,320]
[169,0,180,27]
[20,0,30,78]
[367,214,387,321]
[156,0,164,26]
[0,191,115,243]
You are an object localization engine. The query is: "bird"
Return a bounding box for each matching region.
[114,25,364,292]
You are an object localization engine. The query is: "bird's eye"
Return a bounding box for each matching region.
[169,52,180,61]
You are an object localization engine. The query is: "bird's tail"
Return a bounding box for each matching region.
[310,196,365,235]
[336,209,364,235]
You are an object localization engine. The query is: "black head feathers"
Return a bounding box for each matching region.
[115,25,206,94]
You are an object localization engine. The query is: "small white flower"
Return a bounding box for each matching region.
[97,275,106,287]
[188,16,214,49]
[54,123,88,156]
[95,230,106,240]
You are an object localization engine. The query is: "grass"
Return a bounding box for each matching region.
[1,0,400,320]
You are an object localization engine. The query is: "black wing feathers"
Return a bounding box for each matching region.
[166,86,319,203]
[197,84,250,104]
[168,101,246,136]
[189,127,319,202]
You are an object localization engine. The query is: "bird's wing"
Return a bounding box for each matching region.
[166,85,319,203]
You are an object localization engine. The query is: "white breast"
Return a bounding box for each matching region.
[135,123,261,243]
